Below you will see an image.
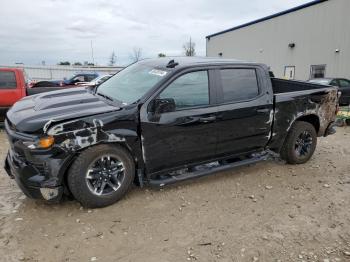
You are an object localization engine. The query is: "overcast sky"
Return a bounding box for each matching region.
[0,0,311,66]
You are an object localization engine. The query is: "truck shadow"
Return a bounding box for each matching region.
[17,160,286,213]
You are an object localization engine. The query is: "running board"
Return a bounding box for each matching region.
[148,153,269,187]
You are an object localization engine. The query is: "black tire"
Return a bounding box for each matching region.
[280,121,317,164]
[67,144,135,208]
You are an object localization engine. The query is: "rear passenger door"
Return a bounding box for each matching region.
[214,66,273,157]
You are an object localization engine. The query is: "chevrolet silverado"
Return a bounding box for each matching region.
[4,58,339,208]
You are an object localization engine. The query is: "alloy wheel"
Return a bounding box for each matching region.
[85,155,125,196]
[295,131,313,157]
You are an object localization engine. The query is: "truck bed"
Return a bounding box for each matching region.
[271,78,332,94]
[268,78,338,152]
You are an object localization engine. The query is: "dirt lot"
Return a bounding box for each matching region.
[0,127,350,262]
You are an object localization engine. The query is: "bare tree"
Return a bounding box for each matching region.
[109,51,116,66]
[183,37,196,56]
[130,47,143,62]
[158,53,166,57]
[58,61,70,66]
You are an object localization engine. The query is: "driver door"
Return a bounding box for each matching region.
[140,69,218,174]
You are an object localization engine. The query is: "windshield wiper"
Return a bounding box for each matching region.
[96,92,114,102]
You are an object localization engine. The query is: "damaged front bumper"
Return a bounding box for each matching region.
[4,150,64,201]
[3,120,74,202]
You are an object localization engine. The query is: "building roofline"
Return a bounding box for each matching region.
[206,0,329,39]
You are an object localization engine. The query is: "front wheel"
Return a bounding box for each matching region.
[280,121,317,164]
[67,144,135,208]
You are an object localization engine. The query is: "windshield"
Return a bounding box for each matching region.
[309,79,330,85]
[97,63,168,104]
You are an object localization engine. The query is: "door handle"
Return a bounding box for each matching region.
[199,116,216,123]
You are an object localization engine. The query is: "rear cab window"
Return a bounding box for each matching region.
[219,68,259,103]
[0,71,17,89]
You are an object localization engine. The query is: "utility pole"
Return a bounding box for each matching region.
[189,37,192,56]
[90,40,95,66]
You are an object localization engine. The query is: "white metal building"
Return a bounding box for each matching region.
[206,0,350,80]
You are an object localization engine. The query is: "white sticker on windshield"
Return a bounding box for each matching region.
[149,69,167,77]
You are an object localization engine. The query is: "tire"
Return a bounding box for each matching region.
[67,144,135,208]
[280,121,317,164]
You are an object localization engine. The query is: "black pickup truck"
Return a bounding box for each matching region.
[4,57,339,208]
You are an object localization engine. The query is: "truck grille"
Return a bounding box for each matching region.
[5,120,33,155]
[27,160,49,175]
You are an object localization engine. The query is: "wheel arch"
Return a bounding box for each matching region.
[61,141,141,197]
[293,114,320,134]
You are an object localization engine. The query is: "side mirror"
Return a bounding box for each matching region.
[153,98,176,114]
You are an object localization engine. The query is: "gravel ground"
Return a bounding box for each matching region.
[0,127,350,262]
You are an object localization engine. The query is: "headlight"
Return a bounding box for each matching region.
[24,136,55,149]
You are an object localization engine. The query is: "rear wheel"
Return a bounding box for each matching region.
[280,121,317,164]
[68,144,135,208]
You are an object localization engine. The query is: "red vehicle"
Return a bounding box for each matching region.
[0,68,72,121]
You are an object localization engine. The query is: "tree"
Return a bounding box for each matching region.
[158,53,166,57]
[183,37,196,56]
[73,62,82,66]
[83,61,95,66]
[109,51,116,66]
[130,47,143,62]
[58,61,70,66]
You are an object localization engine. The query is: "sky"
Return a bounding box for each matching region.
[0,0,312,66]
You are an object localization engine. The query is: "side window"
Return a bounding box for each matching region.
[338,79,350,87]
[73,76,84,83]
[159,71,209,110]
[330,80,338,86]
[0,71,17,89]
[310,65,326,79]
[219,69,259,103]
[86,75,96,81]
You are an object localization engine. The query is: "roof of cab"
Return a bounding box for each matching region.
[139,56,265,69]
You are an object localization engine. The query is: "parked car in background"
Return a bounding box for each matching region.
[0,68,77,121]
[309,78,350,105]
[76,74,113,87]
[4,58,339,208]
[32,72,99,88]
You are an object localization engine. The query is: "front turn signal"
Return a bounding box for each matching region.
[38,136,55,149]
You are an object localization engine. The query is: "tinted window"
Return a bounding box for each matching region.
[0,71,17,89]
[86,75,96,81]
[330,80,338,86]
[310,65,326,79]
[338,79,350,87]
[220,69,259,103]
[160,71,209,110]
[72,76,84,82]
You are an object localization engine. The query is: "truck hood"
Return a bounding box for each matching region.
[6,87,120,133]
